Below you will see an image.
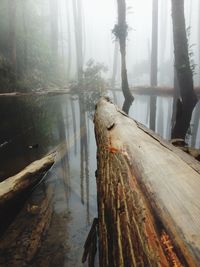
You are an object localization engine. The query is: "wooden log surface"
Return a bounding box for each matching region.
[94,97,200,267]
[0,153,55,205]
[0,182,54,267]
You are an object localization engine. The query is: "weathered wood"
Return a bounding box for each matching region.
[0,89,70,97]
[0,153,55,205]
[94,97,200,267]
[0,182,54,267]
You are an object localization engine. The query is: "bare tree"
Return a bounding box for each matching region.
[8,0,17,86]
[72,0,83,82]
[49,0,59,61]
[65,0,72,79]
[111,41,119,102]
[113,0,134,114]
[171,0,197,139]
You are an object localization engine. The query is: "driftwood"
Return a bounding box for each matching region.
[0,88,70,98]
[0,153,55,205]
[94,97,200,267]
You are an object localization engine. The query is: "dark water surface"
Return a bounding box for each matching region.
[0,94,97,266]
[0,92,199,266]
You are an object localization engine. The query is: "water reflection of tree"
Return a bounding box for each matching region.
[79,98,90,223]
[0,96,62,179]
[57,106,71,206]
[71,60,107,223]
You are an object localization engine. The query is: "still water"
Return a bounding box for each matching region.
[0,92,199,266]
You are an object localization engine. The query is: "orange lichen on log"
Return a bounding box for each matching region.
[161,231,183,267]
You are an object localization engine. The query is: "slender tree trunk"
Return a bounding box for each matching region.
[9,0,17,88]
[171,0,197,139]
[111,41,119,102]
[115,0,134,114]
[157,99,164,137]
[191,101,200,147]
[159,0,168,82]
[22,0,28,74]
[58,5,65,74]
[65,0,72,79]
[199,0,200,85]
[171,69,180,130]
[49,0,59,62]
[150,0,158,131]
[72,0,83,82]
[70,98,77,155]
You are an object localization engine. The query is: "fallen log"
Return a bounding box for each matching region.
[0,153,55,205]
[0,88,70,98]
[94,97,200,267]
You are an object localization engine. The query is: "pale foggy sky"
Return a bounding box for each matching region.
[83,0,153,82]
[66,0,199,85]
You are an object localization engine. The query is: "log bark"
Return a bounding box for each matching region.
[0,153,55,205]
[94,97,200,267]
[0,182,54,267]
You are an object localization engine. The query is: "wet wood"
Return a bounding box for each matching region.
[0,153,55,205]
[0,182,54,267]
[94,97,200,267]
[82,218,98,266]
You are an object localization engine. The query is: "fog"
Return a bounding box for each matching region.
[0,0,199,91]
[1,1,200,266]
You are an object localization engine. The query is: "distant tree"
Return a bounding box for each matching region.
[65,0,72,79]
[171,0,197,139]
[150,0,158,131]
[113,0,134,114]
[111,41,119,102]
[199,0,200,85]
[72,0,83,82]
[8,0,17,85]
[21,0,28,75]
[49,0,59,62]
[159,0,168,82]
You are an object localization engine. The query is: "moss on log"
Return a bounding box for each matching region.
[94,97,200,267]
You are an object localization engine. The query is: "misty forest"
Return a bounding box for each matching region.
[1,0,200,266]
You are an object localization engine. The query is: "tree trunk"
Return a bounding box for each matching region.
[65,0,72,79]
[191,101,200,147]
[49,0,59,62]
[150,0,158,131]
[171,0,197,139]
[115,0,134,114]
[8,0,17,87]
[22,0,28,74]
[199,0,200,85]
[72,0,83,82]
[111,41,119,102]
[94,97,200,267]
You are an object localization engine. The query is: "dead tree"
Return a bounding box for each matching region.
[113,0,134,114]
[171,0,197,139]
[150,0,158,131]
